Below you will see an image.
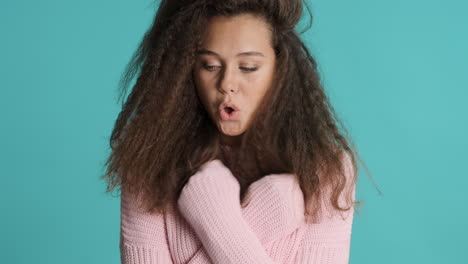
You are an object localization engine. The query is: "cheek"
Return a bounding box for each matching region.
[195,68,219,96]
[196,85,210,105]
[194,80,216,113]
[245,79,271,105]
[194,72,209,98]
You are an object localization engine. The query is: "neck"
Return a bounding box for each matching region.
[219,133,243,147]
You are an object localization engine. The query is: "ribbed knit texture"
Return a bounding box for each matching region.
[120,154,355,264]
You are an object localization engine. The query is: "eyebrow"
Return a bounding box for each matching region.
[197,49,265,58]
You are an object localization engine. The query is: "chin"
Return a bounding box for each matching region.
[220,129,244,137]
[218,124,245,137]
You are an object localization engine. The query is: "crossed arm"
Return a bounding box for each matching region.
[176,159,304,264]
[120,153,355,264]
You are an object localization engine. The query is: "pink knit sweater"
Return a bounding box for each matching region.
[120,154,355,264]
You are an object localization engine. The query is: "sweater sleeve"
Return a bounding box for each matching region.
[293,208,354,264]
[119,187,173,264]
[177,160,305,264]
[186,173,306,264]
[294,152,356,264]
[118,168,305,264]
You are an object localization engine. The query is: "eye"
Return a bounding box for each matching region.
[240,67,258,72]
[202,64,221,72]
[202,63,258,73]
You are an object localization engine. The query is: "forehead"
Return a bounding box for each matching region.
[199,14,273,57]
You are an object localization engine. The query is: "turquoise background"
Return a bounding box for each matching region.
[1,0,467,263]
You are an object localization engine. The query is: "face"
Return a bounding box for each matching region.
[193,13,276,145]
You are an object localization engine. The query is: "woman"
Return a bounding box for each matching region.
[102,0,366,263]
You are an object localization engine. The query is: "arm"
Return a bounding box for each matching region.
[119,164,304,264]
[186,172,306,263]
[294,208,354,264]
[294,152,356,264]
[177,160,305,264]
[120,187,173,264]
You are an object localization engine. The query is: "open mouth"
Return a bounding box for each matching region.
[219,104,240,120]
[225,107,235,114]
[218,102,240,120]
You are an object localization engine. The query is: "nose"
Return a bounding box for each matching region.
[218,66,238,94]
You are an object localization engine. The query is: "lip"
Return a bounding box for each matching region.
[218,102,240,121]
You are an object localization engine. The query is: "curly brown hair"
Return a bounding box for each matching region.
[101,0,380,223]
